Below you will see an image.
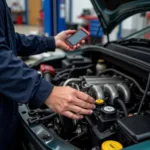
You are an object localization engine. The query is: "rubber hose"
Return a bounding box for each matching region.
[97,68,150,95]
[137,73,150,115]
[116,99,128,117]
[55,64,93,78]
[43,72,51,82]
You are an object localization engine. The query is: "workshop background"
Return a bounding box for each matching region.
[6,0,150,51]
[7,0,150,39]
[5,1,150,150]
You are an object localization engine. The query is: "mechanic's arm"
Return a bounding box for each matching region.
[0,32,53,107]
[15,30,84,56]
[1,29,94,119]
[15,33,55,56]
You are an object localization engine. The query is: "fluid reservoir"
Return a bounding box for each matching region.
[96,59,106,74]
[102,140,123,150]
[98,106,117,132]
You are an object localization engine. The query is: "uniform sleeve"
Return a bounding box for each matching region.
[15,33,56,56]
[0,27,54,107]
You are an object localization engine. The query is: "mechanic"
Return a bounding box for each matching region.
[0,0,96,150]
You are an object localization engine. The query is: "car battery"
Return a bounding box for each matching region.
[62,55,92,69]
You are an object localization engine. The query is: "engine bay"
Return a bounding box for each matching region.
[19,47,150,150]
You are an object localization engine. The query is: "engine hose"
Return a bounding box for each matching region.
[97,68,150,95]
[116,99,128,117]
[63,78,82,86]
[118,104,137,114]
[55,64,93,78]
[85,116,94,128]
[43,72,51,82]
[53,73,69,82]
[68,129,86,143]
[137,73,150,115]
[71,83,80,90]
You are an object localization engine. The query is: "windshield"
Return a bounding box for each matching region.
[100,0,137,10]
[125,26,150,40]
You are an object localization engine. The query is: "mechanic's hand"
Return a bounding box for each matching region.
[54,30,85,51]
[45,86,95,120]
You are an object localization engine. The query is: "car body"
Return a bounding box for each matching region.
[19,1,150,150]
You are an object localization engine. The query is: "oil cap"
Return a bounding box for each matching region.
[96,99,104,105]
[102,140,123,150]
[98,59,105,63]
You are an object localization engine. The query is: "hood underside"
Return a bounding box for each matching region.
[90,0,150,34]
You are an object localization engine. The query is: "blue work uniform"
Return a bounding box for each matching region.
[0,0,55,149]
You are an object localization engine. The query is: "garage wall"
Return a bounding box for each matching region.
[72,0,94,24]
[6,0,143,32]
[6,0,25,10]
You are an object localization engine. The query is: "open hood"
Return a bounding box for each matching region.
[90,0,150,34]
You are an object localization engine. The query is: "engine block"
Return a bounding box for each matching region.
[63,76,131,105]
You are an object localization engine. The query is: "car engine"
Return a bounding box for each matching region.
[19,52,150,150]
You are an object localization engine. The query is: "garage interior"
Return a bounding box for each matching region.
[2,0,150,150]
